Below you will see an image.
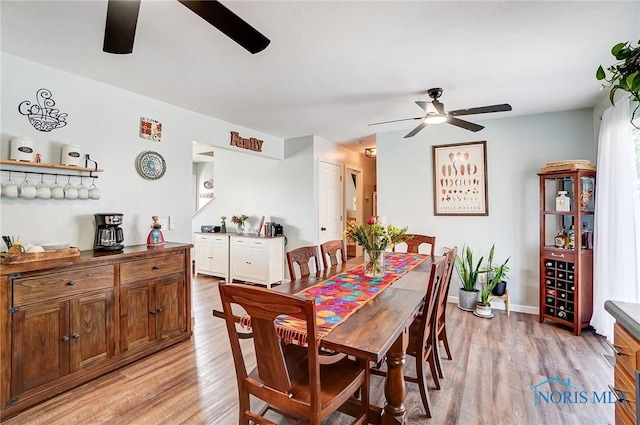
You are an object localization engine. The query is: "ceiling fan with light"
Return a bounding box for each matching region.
[103,0,270,55]
[368,88,512,138]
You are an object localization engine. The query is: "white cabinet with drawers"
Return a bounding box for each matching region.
[230,235,284,288]
[194,233,229,281]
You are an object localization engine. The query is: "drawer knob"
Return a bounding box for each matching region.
[551,253,565,258]
[152,266,159,270]
[157,308,162,313]
[72,333,80,339]
[67,281,75,286]
[62,335,70,342]
[150,309,157,314]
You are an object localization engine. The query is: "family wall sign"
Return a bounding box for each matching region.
[230,131,263,152]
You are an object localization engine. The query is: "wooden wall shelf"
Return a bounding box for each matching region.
[0,160,103,173]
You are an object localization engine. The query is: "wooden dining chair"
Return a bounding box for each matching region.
[371,256,447,417]
[320,239,347,269]
[286,245,322,280]
[393,234,436,257]
[434,247,457,379]
[218,282,370,425]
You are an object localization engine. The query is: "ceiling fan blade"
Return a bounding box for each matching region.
[432,100,445,115]
[448,103,512,117]
[404,122,428,138]
[368,117,423,126]
[178,0,270,54]
[415,100,445,115]
[415,101,429,111]
[448,117,484,132]
[103,0,141,54]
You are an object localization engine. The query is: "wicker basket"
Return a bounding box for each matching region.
[541,160,595,173]
[1,247,80,264]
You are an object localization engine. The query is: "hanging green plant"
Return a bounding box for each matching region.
[597,40,640,125]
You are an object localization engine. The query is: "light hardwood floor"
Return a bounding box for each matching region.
[4,275,615,425]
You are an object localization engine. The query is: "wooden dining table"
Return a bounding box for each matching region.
[214,253,437,425]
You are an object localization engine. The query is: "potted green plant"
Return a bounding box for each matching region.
[454,245,483,311]
[475,244,510,318]
[596,40,640,126]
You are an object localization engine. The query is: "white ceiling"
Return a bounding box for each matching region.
[2,1,639,151]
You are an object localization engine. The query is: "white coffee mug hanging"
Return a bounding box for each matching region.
[61,144,82,166]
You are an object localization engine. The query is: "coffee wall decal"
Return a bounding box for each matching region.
[18,88,68,132]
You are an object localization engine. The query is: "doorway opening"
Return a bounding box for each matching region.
[345,167,363,258]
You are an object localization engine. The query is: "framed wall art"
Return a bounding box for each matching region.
[140,117,162,142]
[432,141,488,216]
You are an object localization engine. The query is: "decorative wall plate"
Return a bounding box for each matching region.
[135,151,166,180]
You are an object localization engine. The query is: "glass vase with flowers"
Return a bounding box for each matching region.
[232,214,249,234]
[344,215,409,277]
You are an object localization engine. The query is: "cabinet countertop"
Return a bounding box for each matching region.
[605,300,640,340]
[1,242,193,276]
[194,232,285,239]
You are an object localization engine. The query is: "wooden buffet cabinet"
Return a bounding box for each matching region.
[605,301,640,425]
[0,243,192,419]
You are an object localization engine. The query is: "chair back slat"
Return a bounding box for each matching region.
[320,239,347,269]
[251,317,292,393]
[286,246,322,279]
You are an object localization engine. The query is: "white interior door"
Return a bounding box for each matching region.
[319,160,342,244]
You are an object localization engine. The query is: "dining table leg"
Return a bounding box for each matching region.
[381,327,408,425]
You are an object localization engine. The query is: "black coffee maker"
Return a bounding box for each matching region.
[94,213,124,251]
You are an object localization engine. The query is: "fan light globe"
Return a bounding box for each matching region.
[424,115,447,124]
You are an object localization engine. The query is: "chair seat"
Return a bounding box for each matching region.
[249,348,365,407]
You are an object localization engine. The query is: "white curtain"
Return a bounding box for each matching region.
[591,97,640,341]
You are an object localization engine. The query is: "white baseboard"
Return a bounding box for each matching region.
[446,295,539,315]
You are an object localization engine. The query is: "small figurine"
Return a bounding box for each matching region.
[147,215,165,246]
[220,216,227,233]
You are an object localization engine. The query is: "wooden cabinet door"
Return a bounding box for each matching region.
[70,291,116,372]
[154,274,186,341]
[11,301,69,398]
[120,282,154,352]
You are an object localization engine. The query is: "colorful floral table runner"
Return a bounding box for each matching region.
[240,252,427,345]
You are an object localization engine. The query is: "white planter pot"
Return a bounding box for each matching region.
[474,302,493,318]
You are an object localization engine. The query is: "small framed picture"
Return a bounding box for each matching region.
[432,141,488,216]
[140,117,162,142]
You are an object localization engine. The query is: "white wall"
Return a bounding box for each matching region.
[376,109,596,312]
[0,54,376,283]
[1,53,285,250]
[191,136,316,252]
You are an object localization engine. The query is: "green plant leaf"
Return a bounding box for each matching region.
[627,72,640,91]
[612,42,628,59]
[596,65,606,80]
[610,86,619,105]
